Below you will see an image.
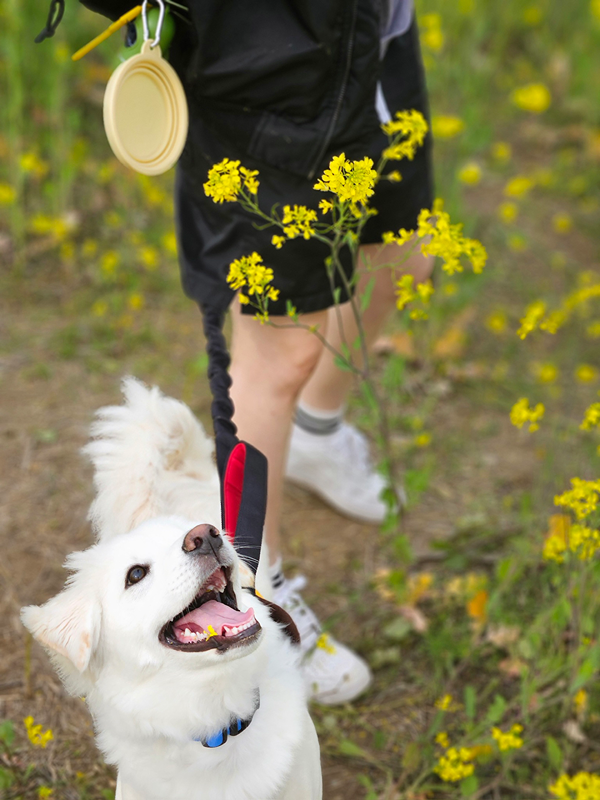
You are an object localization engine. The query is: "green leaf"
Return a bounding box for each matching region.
[460,774,479,797]
[338,738,369,759]
[486,694,507,724]
[464,685,477,721]
[382,617,411,642]
[546,735,562,770]
[187,353,208,376]
[333,287,342,306]
[572,657,597,692]
[0,720,15,747]
[333,355,353,372]
[0,767,15,790]
[360,276,376,313]
[401,741,421,774]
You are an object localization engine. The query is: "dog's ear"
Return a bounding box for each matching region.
[21,579,101,673]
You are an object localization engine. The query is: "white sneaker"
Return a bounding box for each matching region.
[274,575,372,705]
[286,422,399,524]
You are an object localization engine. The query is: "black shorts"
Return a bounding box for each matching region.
[175,19,434,317]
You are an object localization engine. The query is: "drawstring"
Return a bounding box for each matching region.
[35,0,66,43]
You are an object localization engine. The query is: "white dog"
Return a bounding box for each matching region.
[21,379,322,800]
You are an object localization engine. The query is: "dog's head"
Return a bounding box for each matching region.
[21,516,264,694]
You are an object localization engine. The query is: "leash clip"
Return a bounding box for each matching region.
[142,0,165,48]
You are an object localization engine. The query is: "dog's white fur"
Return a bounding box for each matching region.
[21,379,321,800]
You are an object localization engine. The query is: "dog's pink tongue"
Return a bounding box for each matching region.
[175,601,254,635]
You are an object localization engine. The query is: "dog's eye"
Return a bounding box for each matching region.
[126,565,149,587]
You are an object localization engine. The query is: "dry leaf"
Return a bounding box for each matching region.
[487,624,521,648]
[563,720,586,743]
[400,604,429,632]
[372,332,416,359]
[499,658,527,678]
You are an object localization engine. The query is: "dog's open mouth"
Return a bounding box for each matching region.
[159,567,261,653]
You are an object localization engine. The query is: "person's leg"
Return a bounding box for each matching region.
[229,300,327,565]
[299,239,434,411]
[229,297,372,705]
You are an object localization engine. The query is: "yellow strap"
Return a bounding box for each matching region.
[72,5,143,61]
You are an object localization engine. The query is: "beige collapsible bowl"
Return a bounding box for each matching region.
[103,3,188,175]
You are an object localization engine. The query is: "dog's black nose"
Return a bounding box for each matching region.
[182,524,223,556]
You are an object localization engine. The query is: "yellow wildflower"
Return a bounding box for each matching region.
[227,252,278,309]
[574,689,589,717]
[387,170,402,182]
[417,202,487,275]
[128,293,144,311]
[533,362,558,383]
[517,300,546,339]
[436,731,450,748]
[431,115,465,139]
[414,432,432,447]
[24,716,53,748]
[92,300,108,318]
[581,403,600,431]
[504,176,534,198]
[81,239,98,258]
[523,6,543,25]
[511,82,552,113]
[586,321,600,338]
[316,633,336,654]
[314,153,378,203]
[553,213,573,234]
[492,141,512,162]
[458,162,482,185]
[206,625,218,639]
[20,151,49,178]
[318,199,333,214]
[282,205,318,239]
[138,246,159,270]
[0,183,16,205]
[555,478,600,520]
[38,787,53,798]
[510,398,544,432]
[416,280,434,304]
[498,202,518,223]
[271,235,286,249]
[420,14,444,51]
[162,232,178,255]
[575,364,598,383]
[549,772,600,799]
[395,274,417,310]
[491,724,524,751]
[101,251,120,276]
[434,747,475,782]
[203,158,242,203]
[240,166,260,195]
[435,694,453,711]
[381,109,429,160]
[486,310,508,334]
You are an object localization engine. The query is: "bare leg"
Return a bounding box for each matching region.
[299,240,434,411]
[229,300,328,563]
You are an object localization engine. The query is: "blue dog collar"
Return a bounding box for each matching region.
[195,693,260,748]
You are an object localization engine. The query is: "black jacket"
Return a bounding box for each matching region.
[79,1,386,178]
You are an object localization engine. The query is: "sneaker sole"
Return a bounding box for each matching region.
[286,474,388,525]
[308,667,373,706]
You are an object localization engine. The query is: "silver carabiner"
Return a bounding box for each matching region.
[142,0,165,48]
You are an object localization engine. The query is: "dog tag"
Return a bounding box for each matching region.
[103,1,188,175]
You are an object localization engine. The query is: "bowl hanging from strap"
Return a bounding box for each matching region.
[103,0,188,175]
